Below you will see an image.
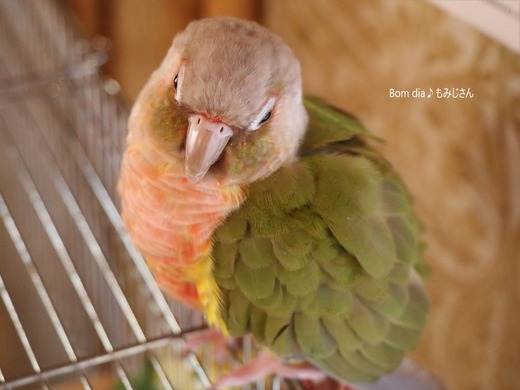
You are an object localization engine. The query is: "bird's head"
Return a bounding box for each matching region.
[129,17,307,185]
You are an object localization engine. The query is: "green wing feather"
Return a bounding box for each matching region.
[213,97,428,384]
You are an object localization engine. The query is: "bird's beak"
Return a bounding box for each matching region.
[185,114,233,182]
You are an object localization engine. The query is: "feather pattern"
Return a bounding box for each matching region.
[213,97,428,383]
[118,142,244,330]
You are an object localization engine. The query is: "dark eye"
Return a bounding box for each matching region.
[173,74,179,89]
[258,110,271,125]
[248,97,276,131]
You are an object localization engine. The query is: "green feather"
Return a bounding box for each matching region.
[354,277,390,304]
[310,154,381,219]
[321,353,378,383]
[347,299,390,344]
[265,315,296,356]
[239,237,275,269]
[304,284,353,319]
[271,229,315,270]
[224,289,251,335]
[386,262,411,285]
[301,97,374,151]
[361,343,406,371]
[252,281,284,310]
[311,238,340,264]
[247,162,316,211]
[258,285,299,318]
[359,282,409,319]
[309,155,397,278]
[388,216,419,264]
[212,97,428,384]
[322,317,363,354]
[386,323,422,351]
[293,313,336,359]
[215,211,247,243]
[346,350,391,375]
[234,259,276,300]
[320,252,362,287]
[249,306,267,342]
[216,275,237,290]
[279,262,321,298]
[394,282,429,330]
[212,242,237,279]
[247,211,292,237]
[381,178,413,216]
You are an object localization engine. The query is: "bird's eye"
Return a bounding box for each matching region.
[174,65,185,102]
[248,97,276,131]
[258,110,271,125]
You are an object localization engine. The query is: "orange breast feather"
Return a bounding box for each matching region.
[118,146,244,309]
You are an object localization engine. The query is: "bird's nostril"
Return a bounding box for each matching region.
[197,117,201,125]
[219,127,224,133]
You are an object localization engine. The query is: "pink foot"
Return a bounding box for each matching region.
[212,350,327,389]
[183,327,231,360]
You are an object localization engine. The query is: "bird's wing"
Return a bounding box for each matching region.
[212,97,428,384]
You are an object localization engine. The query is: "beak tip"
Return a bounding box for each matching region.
[184,114,232,184]
[185,167,206,184]
[188,176,202,184]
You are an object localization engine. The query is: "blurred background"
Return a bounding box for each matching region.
[1,1,519,389]
[68,0,263,103]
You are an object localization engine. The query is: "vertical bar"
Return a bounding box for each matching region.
[149,355,174,390]
[242,336,252,390]
[51,162,147,344]
[70,140,183,335]
[0,274,41,374]
[0,0,231,387]
[5,147,114,354]
[0,193,77,363]
[272,376,281,390]
[114,363,132,390]
[79,375,92,390]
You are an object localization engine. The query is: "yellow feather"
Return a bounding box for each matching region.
[189,186,246,335]
[186,248,229,335]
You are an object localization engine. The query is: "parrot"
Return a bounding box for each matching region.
[118,16,442,390]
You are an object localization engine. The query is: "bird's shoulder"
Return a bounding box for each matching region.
[299,96,377,156]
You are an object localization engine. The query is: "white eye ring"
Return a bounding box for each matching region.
[248,97,276,131]
[174,65,185,102]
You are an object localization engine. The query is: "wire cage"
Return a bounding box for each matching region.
[0,1,296,389]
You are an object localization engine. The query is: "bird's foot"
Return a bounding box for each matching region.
[212,350,327,389]
[183,327,231,361]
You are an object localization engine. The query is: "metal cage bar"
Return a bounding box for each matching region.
[0,1,298,389]
[0,0,211,389]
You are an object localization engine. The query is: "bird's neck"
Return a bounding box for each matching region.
[120,144,245,250]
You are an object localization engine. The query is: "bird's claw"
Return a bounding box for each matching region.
[183,327,232,361]
[211,350,327,389]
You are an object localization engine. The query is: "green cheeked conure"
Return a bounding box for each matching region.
[118,17,442,390]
